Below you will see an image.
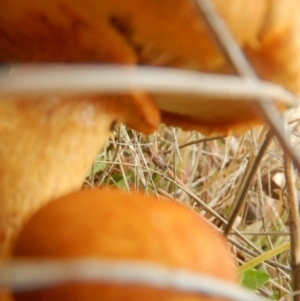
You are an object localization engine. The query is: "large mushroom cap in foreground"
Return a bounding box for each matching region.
[0,0,299,132]
[13,188,236,301]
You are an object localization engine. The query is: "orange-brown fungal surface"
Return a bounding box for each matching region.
[13,188,236,301]
[0,95,160,256]
[0,0,299,255]
[0,0,299,133]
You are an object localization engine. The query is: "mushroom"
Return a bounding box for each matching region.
[12,188,237,301]
[0,95,160,256]
[0,0,299,255]
[0,0,299,134]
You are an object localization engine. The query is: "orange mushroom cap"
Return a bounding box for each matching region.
[12,188,237,301]
[0,0,299,133]
[0,95,160,256]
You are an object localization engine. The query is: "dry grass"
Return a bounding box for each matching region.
[84,108,300,300]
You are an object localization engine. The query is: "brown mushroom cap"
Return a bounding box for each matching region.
[13,188,237,301]
[0,0,299,134]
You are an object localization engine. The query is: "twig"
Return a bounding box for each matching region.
[0,65,296,106]
[224,131,273,235]
[0,258,268,301]
[284,153,300,301]
[162,135,225,155]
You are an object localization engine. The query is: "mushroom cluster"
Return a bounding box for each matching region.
[0,0,299,300]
